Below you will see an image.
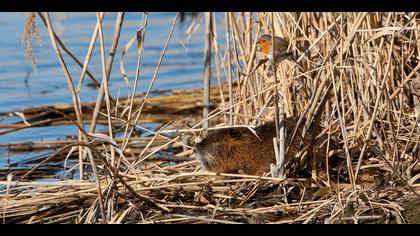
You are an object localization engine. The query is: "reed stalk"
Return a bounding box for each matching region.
[202,12,212,137]
[36,12,100,88]
[4,12,420,224]
[121,13,148,152]
[121,13,179,151]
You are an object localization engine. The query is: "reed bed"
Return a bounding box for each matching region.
[1,12,420,223]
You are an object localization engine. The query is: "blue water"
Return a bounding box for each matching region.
[0,12,227,171]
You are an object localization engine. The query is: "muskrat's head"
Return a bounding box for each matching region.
[192,127,260,172]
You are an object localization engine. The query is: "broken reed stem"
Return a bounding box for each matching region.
[89,12,125,134]
[121,13,179,152]
[211,16,228,125]
[76,12,105,97]
[225,12,233,125]
[42,12,85,133]
[95,12,127,222]
[354,32,396,181]
[36,12,100,88]
[42,12,89,182]
[331,68,356,190]
[278,107,285,178]
[228,13,242,123]
[202,12,212,138]
[270,12,282,178]
[121,13,148,152]
[76,11,105,184]
[191,74,300,131]
[96,11,116,164]
[82,14,124,207]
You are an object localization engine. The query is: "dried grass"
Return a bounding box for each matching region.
[22,12,41,72]
[2,12,420,224]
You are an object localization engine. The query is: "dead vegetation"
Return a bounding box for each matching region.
[1,12,420,224]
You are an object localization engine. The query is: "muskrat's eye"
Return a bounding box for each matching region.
[228,129,241,139]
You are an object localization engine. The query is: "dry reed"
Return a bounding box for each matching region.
[2,12,420,224]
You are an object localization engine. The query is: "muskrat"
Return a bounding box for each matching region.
[193,118,324,176]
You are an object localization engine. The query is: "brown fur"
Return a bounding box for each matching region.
[193,118,321,176]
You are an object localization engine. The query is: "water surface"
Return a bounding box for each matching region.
[0,12,227,172]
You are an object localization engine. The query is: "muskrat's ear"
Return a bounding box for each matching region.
[228,129,241,139]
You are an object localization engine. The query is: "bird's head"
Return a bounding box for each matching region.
[256,34,272,55]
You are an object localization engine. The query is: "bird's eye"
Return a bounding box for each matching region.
[261,39,266,43]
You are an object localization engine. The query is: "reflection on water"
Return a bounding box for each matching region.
[0,12,227,171]
[0,12,226,113]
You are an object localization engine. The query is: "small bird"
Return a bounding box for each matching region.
[256,34,296,63]
[242,34,299,76]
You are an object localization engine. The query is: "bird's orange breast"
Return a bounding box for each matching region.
[259,41,271,55]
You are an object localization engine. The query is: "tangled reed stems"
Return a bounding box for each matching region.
[1,12,420,224]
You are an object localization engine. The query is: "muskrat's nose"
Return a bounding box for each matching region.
[192,146,197,156]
